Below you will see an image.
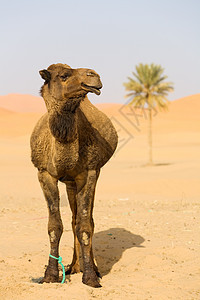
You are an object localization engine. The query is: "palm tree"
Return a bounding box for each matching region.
[124,63,174,165]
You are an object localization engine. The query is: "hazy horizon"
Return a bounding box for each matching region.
[0,0,200,104]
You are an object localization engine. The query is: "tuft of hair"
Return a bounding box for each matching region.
[47,63,71,71]
[39,86,44,96]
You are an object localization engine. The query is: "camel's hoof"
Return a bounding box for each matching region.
[65,263,81,275]
[82,272,102,288]
[39,265,60,284]
[39,272,59,284]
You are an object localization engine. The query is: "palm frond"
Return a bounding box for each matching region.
[128,95,147,107]
[123,63,174,109]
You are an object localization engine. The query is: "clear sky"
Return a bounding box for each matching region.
[0,0,199,103]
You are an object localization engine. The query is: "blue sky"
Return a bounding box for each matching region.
[0,0,199,103]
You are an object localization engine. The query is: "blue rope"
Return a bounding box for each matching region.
[49,254,66,284]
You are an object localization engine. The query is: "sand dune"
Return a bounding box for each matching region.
[0,94,46,113]
[0,94,199,138]
[0,110,42,137]
[97,94,200,135]
[1,93,199,116]
[0,94,200,299]
[97,93,200,118]
[168,94,200,116]
[0,107,15,115]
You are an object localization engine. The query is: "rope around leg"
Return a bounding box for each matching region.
[49,254,66,284]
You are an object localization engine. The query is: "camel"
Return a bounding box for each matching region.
[30,63,118,288]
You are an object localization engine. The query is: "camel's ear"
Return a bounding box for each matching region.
[39,69,51,82]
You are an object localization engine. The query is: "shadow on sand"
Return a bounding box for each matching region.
[144,162,172,167]
[93,228,145,276]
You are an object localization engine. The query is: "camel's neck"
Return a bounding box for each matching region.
[44,95,82,143]
[49,109,78,143]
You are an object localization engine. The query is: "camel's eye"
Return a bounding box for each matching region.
[87,71,95,77]
[60,71,72,81]
[60,74,70,81]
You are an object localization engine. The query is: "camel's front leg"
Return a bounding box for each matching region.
[38,171,63,283]
[65,180,81,275]
[75,170,101,288]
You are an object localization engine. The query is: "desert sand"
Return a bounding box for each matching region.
[0,94,200,299]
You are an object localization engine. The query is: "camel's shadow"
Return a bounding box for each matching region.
[93,228,145,276]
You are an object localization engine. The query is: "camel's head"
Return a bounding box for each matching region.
[39,63,102,103]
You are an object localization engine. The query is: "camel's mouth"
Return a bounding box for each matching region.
[81,83,102,95]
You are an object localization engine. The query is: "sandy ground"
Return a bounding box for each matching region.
[0,94,200,299]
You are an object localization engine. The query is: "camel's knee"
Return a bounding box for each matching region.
[49,230,57,243]
[48,219,63,241]
[76,224,91,246]
[81,231,90,246]
[80,231,90,246]
[48,217,63,242]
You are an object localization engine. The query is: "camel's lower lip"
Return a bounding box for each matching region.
[81,83,101,95]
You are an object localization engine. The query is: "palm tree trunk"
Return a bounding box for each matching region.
[148,107,153,165]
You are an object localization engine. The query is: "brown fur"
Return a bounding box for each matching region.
[30,63,118,287]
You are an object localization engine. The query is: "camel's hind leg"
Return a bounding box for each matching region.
[75,169,101,288]
[65,180,81,274]
[38,171,63,283]
[65,180,101,278]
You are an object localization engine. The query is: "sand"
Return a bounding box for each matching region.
[0,94,200,299]
[0,94,46,113]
